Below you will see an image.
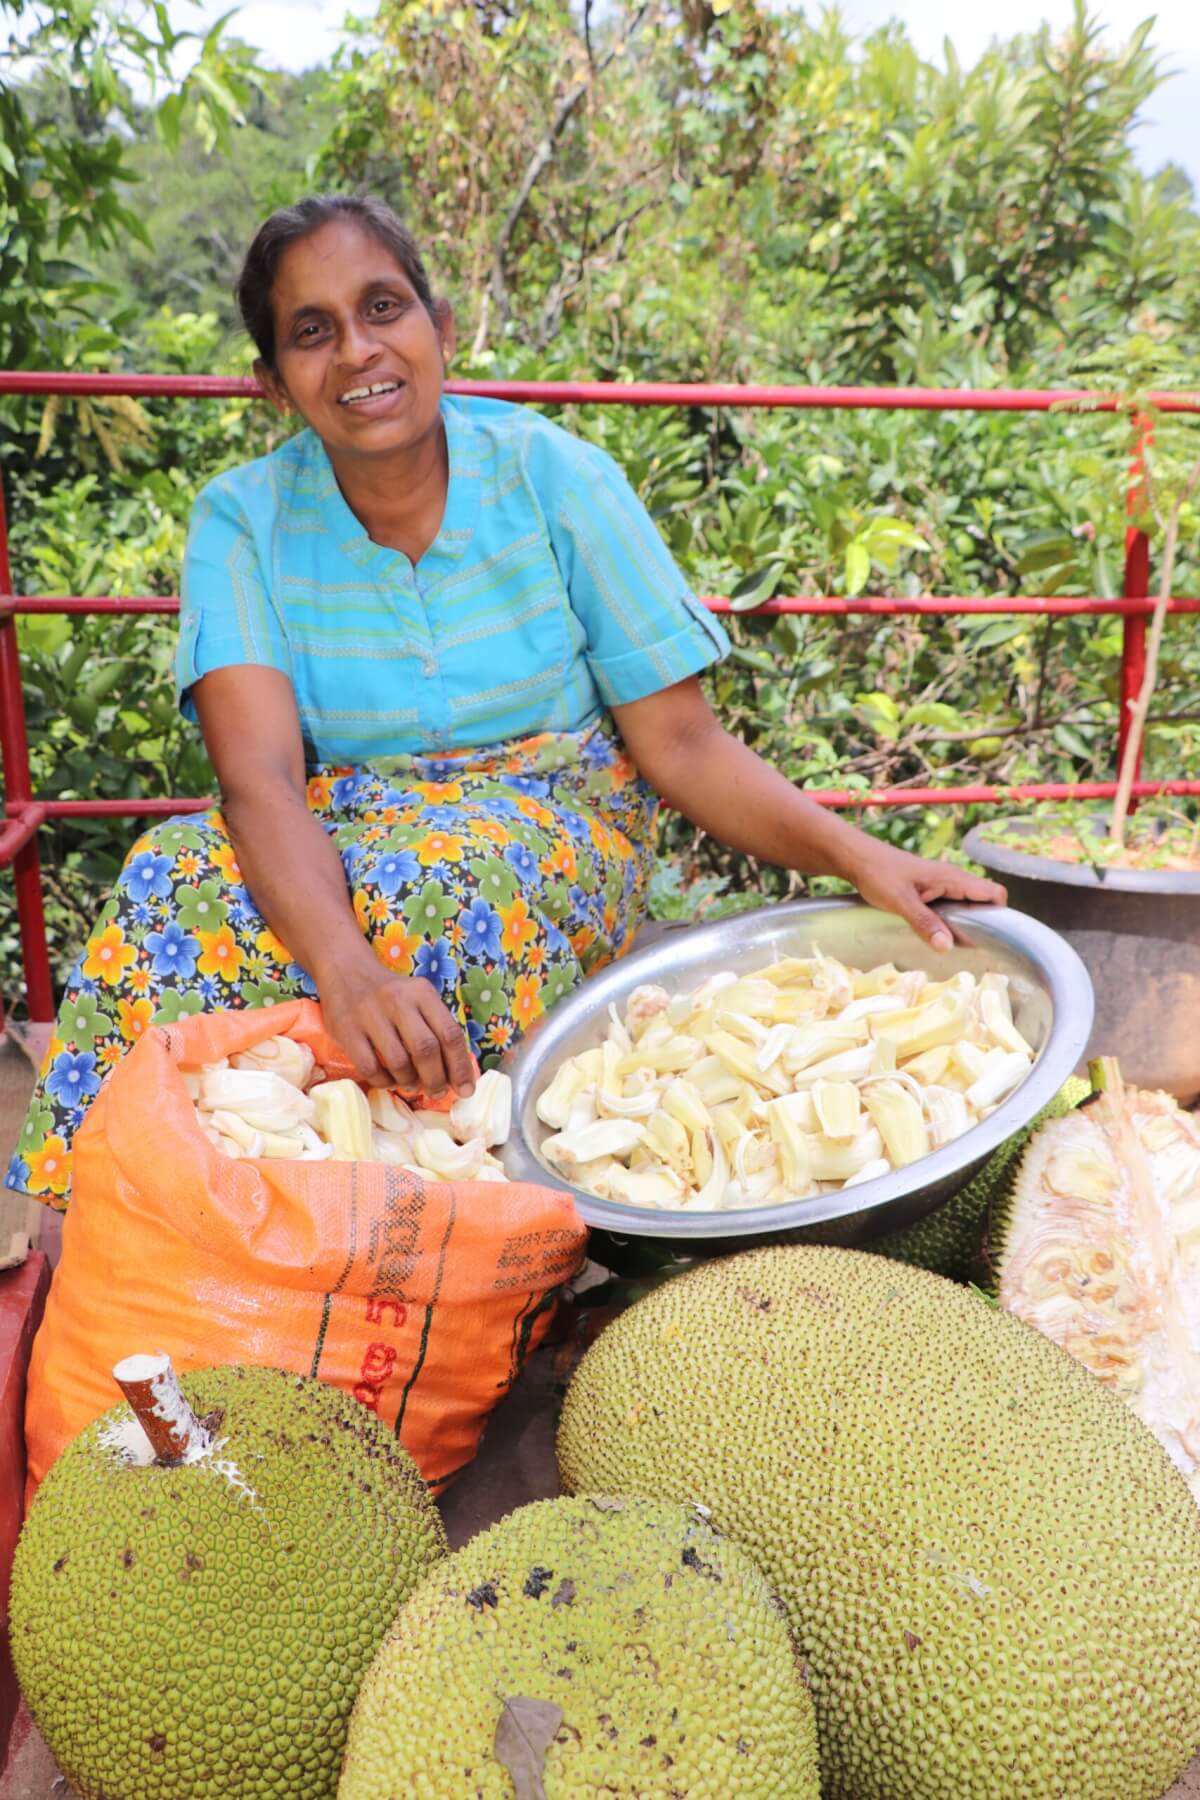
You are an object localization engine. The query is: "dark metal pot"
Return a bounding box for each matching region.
[963,817,1200,1100]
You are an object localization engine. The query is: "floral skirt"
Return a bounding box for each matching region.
[8,719,658,1208]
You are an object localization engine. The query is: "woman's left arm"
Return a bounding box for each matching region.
[612,677,1006,951]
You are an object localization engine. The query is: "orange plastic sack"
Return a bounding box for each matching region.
[25,1000,586,1496]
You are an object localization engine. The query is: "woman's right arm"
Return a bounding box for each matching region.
[190,665,474,1098]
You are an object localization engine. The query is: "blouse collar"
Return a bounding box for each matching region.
[303,395,478,571]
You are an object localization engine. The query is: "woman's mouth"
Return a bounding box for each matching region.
[337,380,405,412]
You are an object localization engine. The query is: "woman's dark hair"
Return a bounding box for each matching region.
[235,194,436,368]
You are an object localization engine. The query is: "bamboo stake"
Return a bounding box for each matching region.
[1110,449,1200,846]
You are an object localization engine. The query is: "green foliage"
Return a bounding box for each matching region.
[89,69,336,330]
[0,0,268,366]
[2,327,281,988]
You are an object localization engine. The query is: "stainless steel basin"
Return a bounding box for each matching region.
[499,900,1094,1251]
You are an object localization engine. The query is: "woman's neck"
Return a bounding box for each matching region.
[325,414,450,566]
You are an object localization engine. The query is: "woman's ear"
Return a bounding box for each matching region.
[434,298,457,365]
[254,359,294,417]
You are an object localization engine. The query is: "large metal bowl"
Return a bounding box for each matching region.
[499,900,1094,1251]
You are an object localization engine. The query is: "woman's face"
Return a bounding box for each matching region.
[258,218,455,459]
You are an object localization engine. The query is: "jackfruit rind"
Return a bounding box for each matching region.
[338,1494,821,1799]
[12,1364,448,1800]
[557,1245,1200,1800]
[873,1075,1090,1280]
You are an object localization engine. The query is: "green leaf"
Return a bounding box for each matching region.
[188,61,247,125]
[901,701,965,731]
[729,563,783,612]
[83,662,128,701]
[965,619,1027,650]
[156,92,187,153]
[844,541,871,596]
[856,691,901,740]
[18,615,72,655]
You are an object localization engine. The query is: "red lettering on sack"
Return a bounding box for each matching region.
[365,1296,407,1328]
[361,1341,397,1383]
[353,1382,382,1412]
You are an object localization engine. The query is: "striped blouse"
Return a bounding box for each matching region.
[176,393,729,764]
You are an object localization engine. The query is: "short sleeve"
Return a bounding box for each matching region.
[552,445,729,707]
[175,478,292,720]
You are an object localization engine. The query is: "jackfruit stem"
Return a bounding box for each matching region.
[113,1352,213,1466]
[1087,1056,1125,1099]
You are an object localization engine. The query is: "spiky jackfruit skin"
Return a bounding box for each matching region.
[338,1495,821,1800]
[872,1076,1090,1280]
[557,1245,1200,1800]
[11,1365,448,1800]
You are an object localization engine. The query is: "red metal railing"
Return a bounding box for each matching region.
[2,373,1199,1026]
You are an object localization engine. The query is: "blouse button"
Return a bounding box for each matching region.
[421,657,436,678]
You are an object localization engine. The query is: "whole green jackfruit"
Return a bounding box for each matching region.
[557,1245,1200,1800]
[11,1364,448,1799]
[872,1076,1090,1279]
[338,1494,821,1800]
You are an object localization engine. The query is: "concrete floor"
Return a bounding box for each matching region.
[1,1031,1198,1799]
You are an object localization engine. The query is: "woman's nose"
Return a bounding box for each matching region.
[338,316,381,365]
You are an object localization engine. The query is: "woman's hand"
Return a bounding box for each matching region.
[836,838,1007,950]
[196,669,480,1097]
[318,957,476,1099]
[613,684,1008,945]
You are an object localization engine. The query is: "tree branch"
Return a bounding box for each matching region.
[484,2,651,343]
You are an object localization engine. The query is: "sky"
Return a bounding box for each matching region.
[169,0,1200,190]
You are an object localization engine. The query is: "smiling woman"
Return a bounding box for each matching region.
[7,192,1004,1209]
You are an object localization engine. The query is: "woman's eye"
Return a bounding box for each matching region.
[370,298,402,316]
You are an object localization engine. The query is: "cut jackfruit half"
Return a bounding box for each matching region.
[995,1057,1200,1495]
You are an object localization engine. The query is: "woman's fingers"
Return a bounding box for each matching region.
[339,1022,391,1088]
[894,886,955,951]
[321,970,475,1100]
[369,979,471,1100]
[916,861,1007,907]
[416,984,476,1097]
[363,1013,420,1092]
[369,988,447,1096]
[956,870,1007,905]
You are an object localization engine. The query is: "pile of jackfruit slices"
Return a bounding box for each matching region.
[186,1037,513,1182]
[536,948,1037,1211]
[184,949,1038,1210]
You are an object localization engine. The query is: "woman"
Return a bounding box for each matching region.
[9,194,1004,1207]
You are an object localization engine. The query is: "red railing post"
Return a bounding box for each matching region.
[0,478,55,1025]
[1117,417,1152,808]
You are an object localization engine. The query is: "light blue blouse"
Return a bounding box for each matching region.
[176,394,729,764]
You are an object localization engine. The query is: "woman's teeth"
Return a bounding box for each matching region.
[339,381,401,405]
